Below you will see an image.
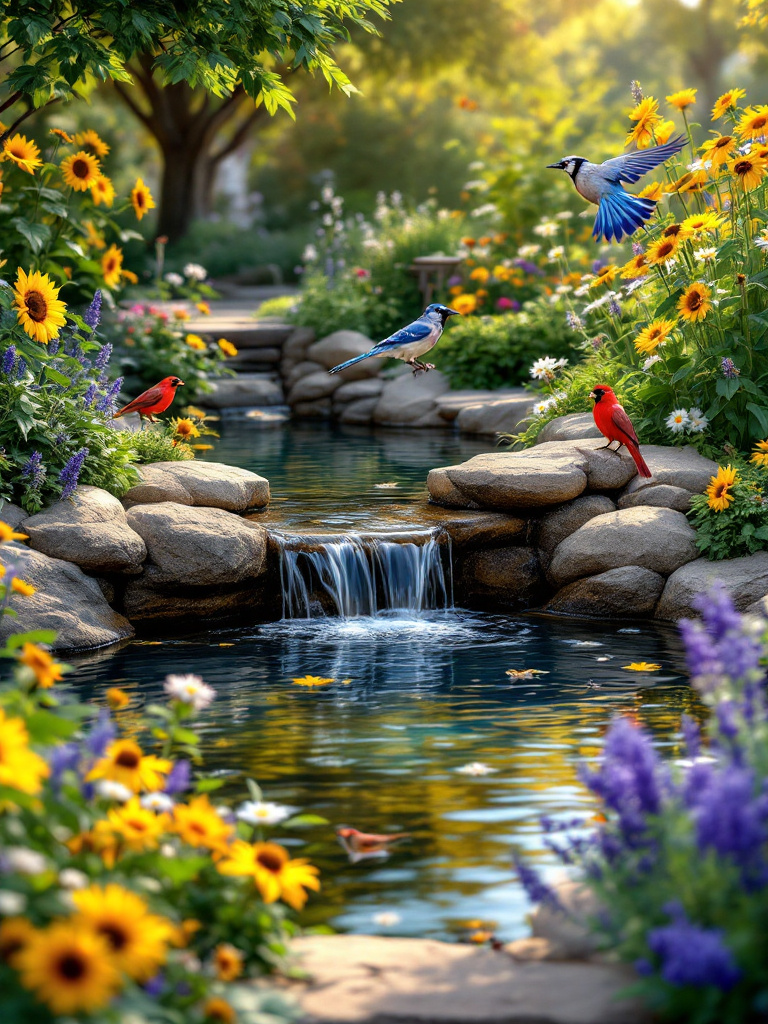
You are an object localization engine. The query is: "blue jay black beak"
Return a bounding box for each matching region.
[446,308,461,317]
[546,161,564,170]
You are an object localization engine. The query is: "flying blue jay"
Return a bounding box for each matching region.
[328,303,461,375]
[546,135,686,242]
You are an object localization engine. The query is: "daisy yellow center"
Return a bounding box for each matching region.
[57,953,87,981]
[24,290,48,322]
[257,849,285,873]
[115,748,140,769]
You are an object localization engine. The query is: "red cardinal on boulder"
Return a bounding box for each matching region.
[589,383,652,478]
[114,376,185,423]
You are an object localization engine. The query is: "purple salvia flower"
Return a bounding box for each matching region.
[96,377,123,415]
[58,448,89,500]
[721,357,740,378]
[84,290,102,331]
[632,242,644,256]
[94,341,112,373]
[693,584,741,641]
[21,451,45,488]
[512,852,563,910]
[647,911,741,990]
[680,714,701,757]
[16,357,27,379]
[689,765,768,878]
[82,383,97,408]
[608,296,621,317]
[2,345,16,375]
[48,743,81,791]
[164,759,191,795]
[512,258,544,276]
[143,973,165,998]
[84,709,115,757]
[566,310,583,331]
[630,80,644,104]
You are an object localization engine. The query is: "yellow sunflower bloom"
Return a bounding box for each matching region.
[13,268,67,345]
[469,266,490,282]
[626,97,662,149]
[666,88,697,111]
[91,174,115,207]
[171,794,234,851]
[653,120,676,145]
[712,88,746,120]
[2,134,42,174]
[213,943,244,982]
[19,642,64,688]
[61,150,101,191]
[634,318,676,355]
[590,264,619,288]
[680,212,723,235]
[700,135,736,169]
[0,707,49,794]
[706,465,738,512]
[131,177,156,221]
[0,520,28,542]
[0,917,35,966]
[218,338,238,357]
[105,687,130,710]
[74,129,110,157]
[104,796,169,853]
[216,840,321,909]
[751,440,768,467]
[101,244,123,289]
[637,181,664,201]
[621,252,649,279]
[11,577,35,596]
[204,997,237,1024]
[86,738,171,792]
[171,417,201,440]
[737,105,768,140]
[622,662,662,672]
[121,268,138,285]
[678,282,712,322]
[293,675,334,687]
[730,153,767,191]
[50,127,74,143]
[645,236,679,266]
[83,220,106,250]
[72,884,174,982]
[185,333,207,351]
[451,293,477,315]
[15,921,120,1014]
[196,301,211,315]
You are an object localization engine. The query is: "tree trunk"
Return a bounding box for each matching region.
[157,140,215,242]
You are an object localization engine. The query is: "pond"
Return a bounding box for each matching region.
[73,419,698,942]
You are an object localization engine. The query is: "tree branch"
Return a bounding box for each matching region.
[0,90,23,115]
[210,106,267,163]
[113,81,156,134]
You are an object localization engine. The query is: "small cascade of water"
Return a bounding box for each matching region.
[276,531,452,619]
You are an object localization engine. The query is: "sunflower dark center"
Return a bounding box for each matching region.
[136,192,145,208]
[256,850,284,873]
[115,748,140,768]
[25,290,48,322]
[715,483,729,498]
[734,160,752,175]
[657,241,674,257]
[189,822,206,835]
[72,158,90,179]
[127,817,147,832]
[100,923,129,951]
[715,137,731,148]
[663,225,681,237]
[58,953,87,981]
[687,291,703,310]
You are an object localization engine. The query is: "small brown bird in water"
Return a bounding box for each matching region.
[335,825,410,856]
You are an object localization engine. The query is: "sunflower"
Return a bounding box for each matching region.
[712,88,746,120]
[101,244,124,289]
[122,268,138,285]
[634,318,676,355]
[2,134,42,174]
[61,150,101,191]
[590,264,619,288]
[0,917,35,965]
[0,519,27,543]
[11,577,35,596]
[50,128,74,143]
[218,338,238,357]
[749,441,768,470]
[204,997,237,1024]
[72,884,174,981]
[700,135,736,169]
[216,840,320,909]
[653,120,676,145]
[626,96,662,149]
[67,825,120,868]
[621,252,649,279]
[18,642,64,689]
[15,921,120,1014]
[666,88,697,111]
[83,220,106,250]
[74,129,110,157]
[0,708,49,795]
[171,794,233,851]
[86,738,171,792]
[171,417,201,440]
[678,282,712,322]
[637,181,664,201]
[451,293,477,315]
[131,177,156,221]
[730,153,767,191]
[662,223,685,240]
[645,236,679,265]
[737,105,768,140]
[13,268,67,344]
[185,333,207,351]
[680,211,722,235]
[106,687,130,710]
[103,796,169,853]
[213,943,243,982]
[91,174,115,207]
[706,465,738,512]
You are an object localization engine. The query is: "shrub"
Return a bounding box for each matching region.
[688,461,768,560]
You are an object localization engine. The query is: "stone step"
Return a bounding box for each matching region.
[199,374,284,409]
[191,322,295,349]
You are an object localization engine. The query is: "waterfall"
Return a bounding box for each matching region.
[275,531,452,619]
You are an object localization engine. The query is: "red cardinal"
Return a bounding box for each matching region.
[114,376,185,423]
[335,825,410,855]
[589,384,652,478]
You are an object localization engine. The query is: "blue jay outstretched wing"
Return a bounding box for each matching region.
[593,186,657,243]
[373,318,432,351]
[602,135,687,184]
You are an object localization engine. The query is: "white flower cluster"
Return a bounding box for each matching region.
[665,407,709,434]
[517,243,541,258]
[532,391,567,417]
[164,272,184,287]
[164,673,216,711]
[532,219,559,237]
[183,263,207,281]
[529,356,568,381]
[547,246,565,262]
[236,800,295,826]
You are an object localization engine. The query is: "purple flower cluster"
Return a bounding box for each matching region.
[58,447,89,500]
[678,584,763,694]
[2,345,16,375]
[16,357,27,379]
[82,383,97,408]
[646,906,741,991]
[94,341,112,373]
[608,296,621,317]
[21,451,45,489]
[721,357,740,378]
[84,290,102,331]
[566,310,583,331]
[96,377,123,416]
[511,852,563,910]
[513,258,544,276]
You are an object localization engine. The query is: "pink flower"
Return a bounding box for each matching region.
[354,268,371,279]
[496,296,519,311]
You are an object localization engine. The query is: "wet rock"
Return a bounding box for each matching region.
[307,331,380,379]
[288,370,342,404]
[620,444,717,499]
[290,934,649,1024]
[0,544,133,651]
[548,507,698,588]
[617,483,695,512]
[440,451,589,510]
[546,566,665,618]
[423,508,528,548]
[520,440,636,492]
[122,573,277,623]
[536,413,602,444]
[337,397,378,424]
[282,326,316,361]
[427,467,481,509]
[436,389,524,423]
[22,486,147,573]
[0,503,27,530]
[656,552,768,620]
[333,378,385,403]
[123,461,269,511]
[292,399,333,419]
[200,374,284,409]
[538,496,617,556]
[124,503,267,587]
[373,370,450,426]
[457,545,542,606]
[456,394,535,436]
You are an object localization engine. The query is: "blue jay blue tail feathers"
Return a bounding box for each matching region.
[328,350,377,375]
[593,187,657,243]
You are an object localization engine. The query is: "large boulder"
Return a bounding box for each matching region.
[535,413,601,444]
[124,504,267,587]
[122,461,269,511]
[373,370,450,426]
[457,545,542,606]
[436,389,525,423]
[199,374,284,409]
[427,467,481,509]
[0,544,133,651]
[546,566,665,618]
[282,326,316,362]
[620,445,717,499]
[656,553,768,620]
[307,331,380,379]
[538,495,617,556]
[617,484,695,513]
[456,395,535,436]
[288,370,342,404]
[22,486,146,573]
[0,503,27,530]
[548,507,698,587]
[522,440,636,492]
[333,378,385,403]
[285,360,324,389]
[337,397,379,425]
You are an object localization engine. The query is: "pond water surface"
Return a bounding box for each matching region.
[73,419,698,941]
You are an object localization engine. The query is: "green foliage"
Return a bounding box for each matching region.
[255,295,298,320]
[688,463,768,560]
[438,303,575,390]
[167,222,307,282]
[126,428,195,464]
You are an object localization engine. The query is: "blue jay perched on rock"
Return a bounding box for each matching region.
[328,303,461,375]
[546,135,686,242]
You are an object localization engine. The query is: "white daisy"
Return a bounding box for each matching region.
[693,247,717,262]
[666,408,690,433]
[236,800,296,826]
[688,407,709,433]
[164,272,184,287]
[517,244,541,258]
[164,674,216,711]
[555,210,574,220]
[532,398,557,416]
[547,246,565,262]
[59,868,89,890]
[183,263,207,281]
[529,356,566,380]
[3,847,47,875]
[533,220,559,237]
[642,354,662,370]
[141,792,175,813]
[0,891,26,915]
[95,779,133,802]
